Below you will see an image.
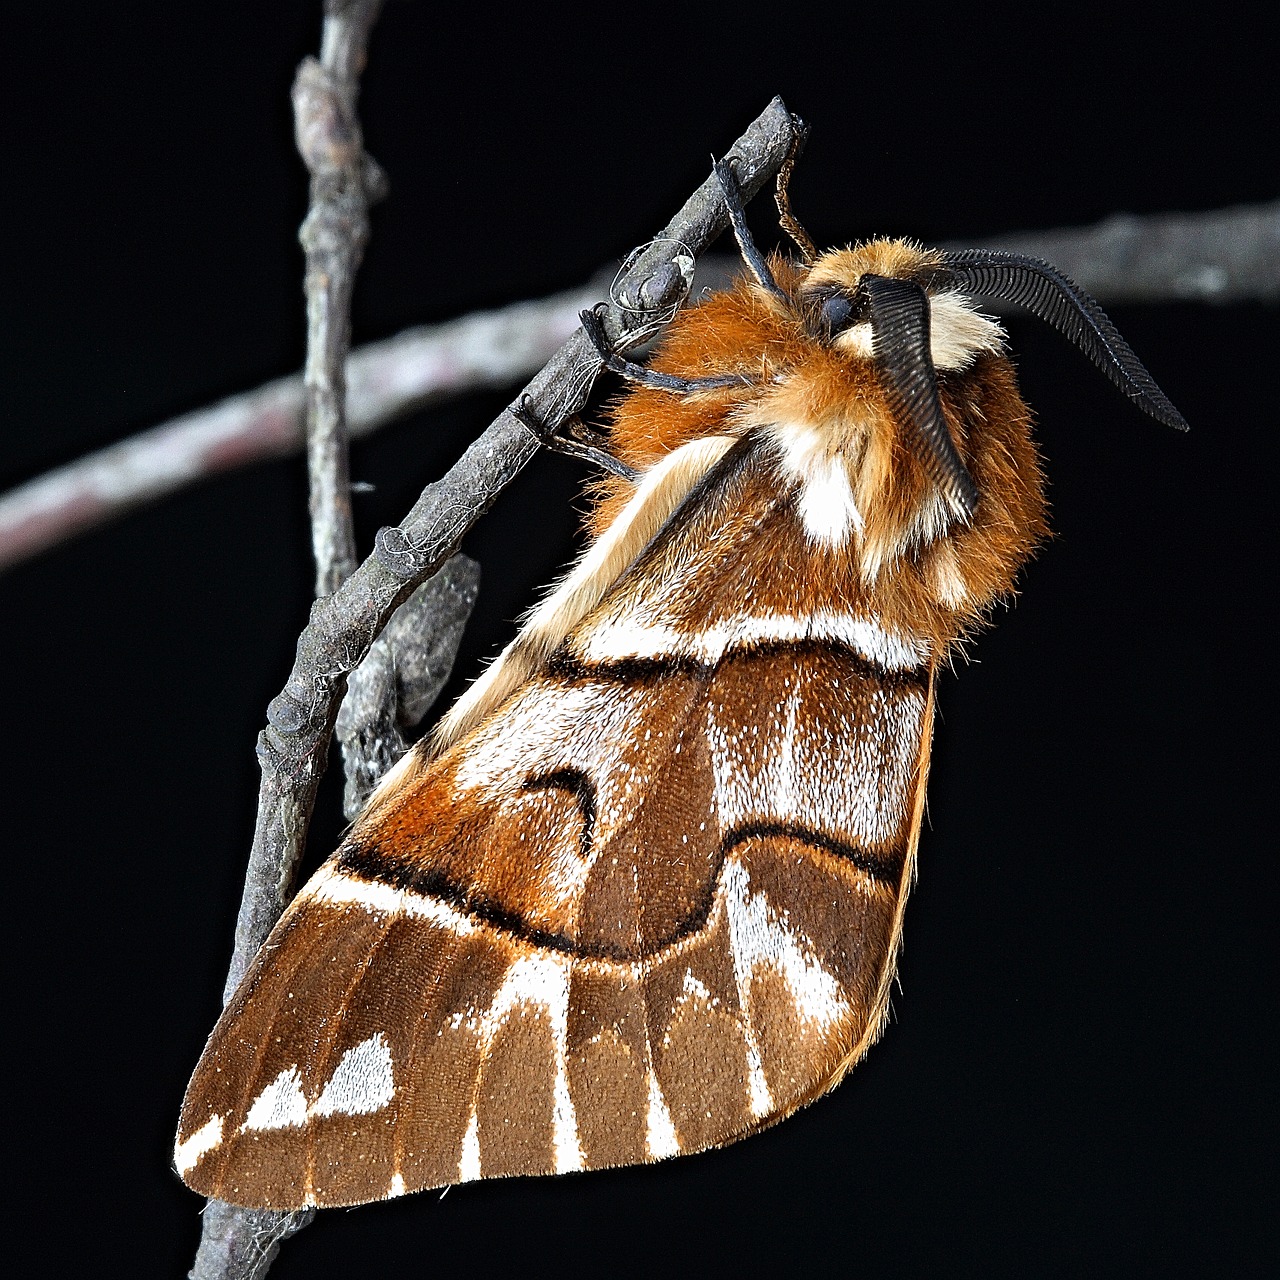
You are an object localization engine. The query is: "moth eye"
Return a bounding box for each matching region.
[820,292,857,335]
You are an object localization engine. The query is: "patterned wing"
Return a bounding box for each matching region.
[176,439,936,1208]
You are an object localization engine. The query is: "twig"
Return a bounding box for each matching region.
[219,94,796,1008]
[187,1202,314,1280]
[184,96,796,1280]
[336,553,481,819]
[953,202,1280,304]
[190,4,386,1277]
[4,200,1275,575]
[0,285,595,573]
[294,0,386,596]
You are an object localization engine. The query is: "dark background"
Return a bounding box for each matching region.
[3,4,1275,1276]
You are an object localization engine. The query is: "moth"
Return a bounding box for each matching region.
[176,158,1185,1210]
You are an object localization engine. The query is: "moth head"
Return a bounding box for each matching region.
[801,241,1000,371]
[785,238,1188,528]
[795,242,1002,524]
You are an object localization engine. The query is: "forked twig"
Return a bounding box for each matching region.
[190,2,387,1276]
[185,95,800,1280]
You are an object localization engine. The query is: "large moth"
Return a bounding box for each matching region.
[176,159,1185,1210]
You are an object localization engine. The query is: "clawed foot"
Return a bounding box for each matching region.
[579,305,746,394]
[510,396,639,482]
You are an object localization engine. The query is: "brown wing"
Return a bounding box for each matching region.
[176,438,937,1209]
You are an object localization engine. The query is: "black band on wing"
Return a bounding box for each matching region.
[859,274,981,520]
[936,249,1189,431]
[722,821,906,885]
[546,638,930,692]
[336,818,906,964]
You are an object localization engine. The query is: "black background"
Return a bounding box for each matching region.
[3,4,1275,1276]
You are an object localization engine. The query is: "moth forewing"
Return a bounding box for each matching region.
[179,217,1185,1210]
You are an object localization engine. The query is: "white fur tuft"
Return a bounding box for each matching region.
[833,291,1003,372]
[769,422,863,548]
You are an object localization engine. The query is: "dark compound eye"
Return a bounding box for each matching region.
[820,292,856,333]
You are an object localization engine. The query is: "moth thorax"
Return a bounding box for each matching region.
[765,406,958,587]
[769,418,868,550]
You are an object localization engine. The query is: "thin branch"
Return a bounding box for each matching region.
[952,202,1280,304]
[294,0,385,596]
[190,4,385,1278]
[218,95,797,1012]
[187,1202,314,1280]
[176,106,787,1280]
[336,553,481,820]
[183,97,797,1280]
[0,284,595,573]
[4,199,1275,576]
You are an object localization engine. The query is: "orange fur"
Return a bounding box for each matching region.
[588,241,1047,657]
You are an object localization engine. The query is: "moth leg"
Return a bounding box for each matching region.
[579,306,749,394]
[774,119,817,264]
[510,395,640,482]
[713,157,791,305]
